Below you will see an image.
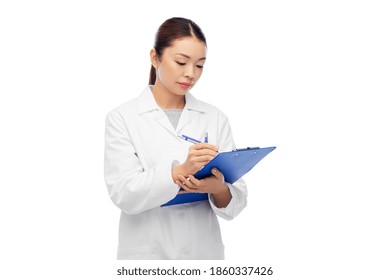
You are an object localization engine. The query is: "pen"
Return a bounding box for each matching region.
[178,134,202,144]
[204,132,208,143]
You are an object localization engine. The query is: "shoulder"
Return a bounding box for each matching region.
[108,99,136,117]
[106,87,150,119]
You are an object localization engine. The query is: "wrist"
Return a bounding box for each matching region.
[171,164,190,183]
[212,183,230,195]
[212,184,232,208]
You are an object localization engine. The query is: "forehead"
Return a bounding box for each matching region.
[165,36,207,59]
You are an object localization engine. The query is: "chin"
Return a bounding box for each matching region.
[175,91,188,96]
[173,88,190,96]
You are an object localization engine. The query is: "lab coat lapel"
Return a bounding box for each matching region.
[154,110,177,135]
[176,108,191,133]
[137,86,176,136]
[176,92,205,133]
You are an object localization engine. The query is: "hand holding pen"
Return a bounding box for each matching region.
[172,133,218,182]
[175,134,229,202]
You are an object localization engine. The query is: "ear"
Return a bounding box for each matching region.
[150,48,160,69]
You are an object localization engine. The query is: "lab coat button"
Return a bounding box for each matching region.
[178,212,185,218]
[181,247,189,255]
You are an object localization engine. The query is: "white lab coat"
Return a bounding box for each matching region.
[104,86,247,260]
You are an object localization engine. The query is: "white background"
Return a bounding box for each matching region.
[1,0,389,279]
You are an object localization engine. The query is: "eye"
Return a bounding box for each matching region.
[196,65,204,69]
[175,61,186,66]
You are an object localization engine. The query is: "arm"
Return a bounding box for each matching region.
[104,111,179,215]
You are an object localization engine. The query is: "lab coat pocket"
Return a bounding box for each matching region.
[117,245,153,260]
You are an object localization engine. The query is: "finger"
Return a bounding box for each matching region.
[192,143,219,152]
[193,148,218,157]
[176,180,200,193]
[178,175,196,189]
[178,189,190,194]
[212,168,224,181]
[187,175,201,186]
[192,155,216,163]
[187,175,207,193]
[175,180,192,192]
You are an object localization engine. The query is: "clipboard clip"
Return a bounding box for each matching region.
[232,147,260,151]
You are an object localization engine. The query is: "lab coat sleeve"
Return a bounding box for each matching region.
[104,110,179,215]
[209,112,248,220]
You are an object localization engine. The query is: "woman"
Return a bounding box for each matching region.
[104,17,247,260]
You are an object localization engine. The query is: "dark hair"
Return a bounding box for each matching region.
[149,17,207,85]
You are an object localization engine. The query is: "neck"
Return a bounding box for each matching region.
[151,83,185,109]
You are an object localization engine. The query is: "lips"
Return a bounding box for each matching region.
[177,82,192,89]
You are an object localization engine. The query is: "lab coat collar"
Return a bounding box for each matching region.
[136,86,205,134]
[136,86,206,114]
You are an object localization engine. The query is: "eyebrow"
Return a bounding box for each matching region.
[175,53,206,61]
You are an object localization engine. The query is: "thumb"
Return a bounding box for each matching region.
[212,168,224,180]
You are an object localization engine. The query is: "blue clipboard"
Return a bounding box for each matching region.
[161,146,276,207]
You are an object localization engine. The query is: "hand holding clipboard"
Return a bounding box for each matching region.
[162,134,276,207]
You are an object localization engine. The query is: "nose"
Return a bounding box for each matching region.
[184,65,195,79]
